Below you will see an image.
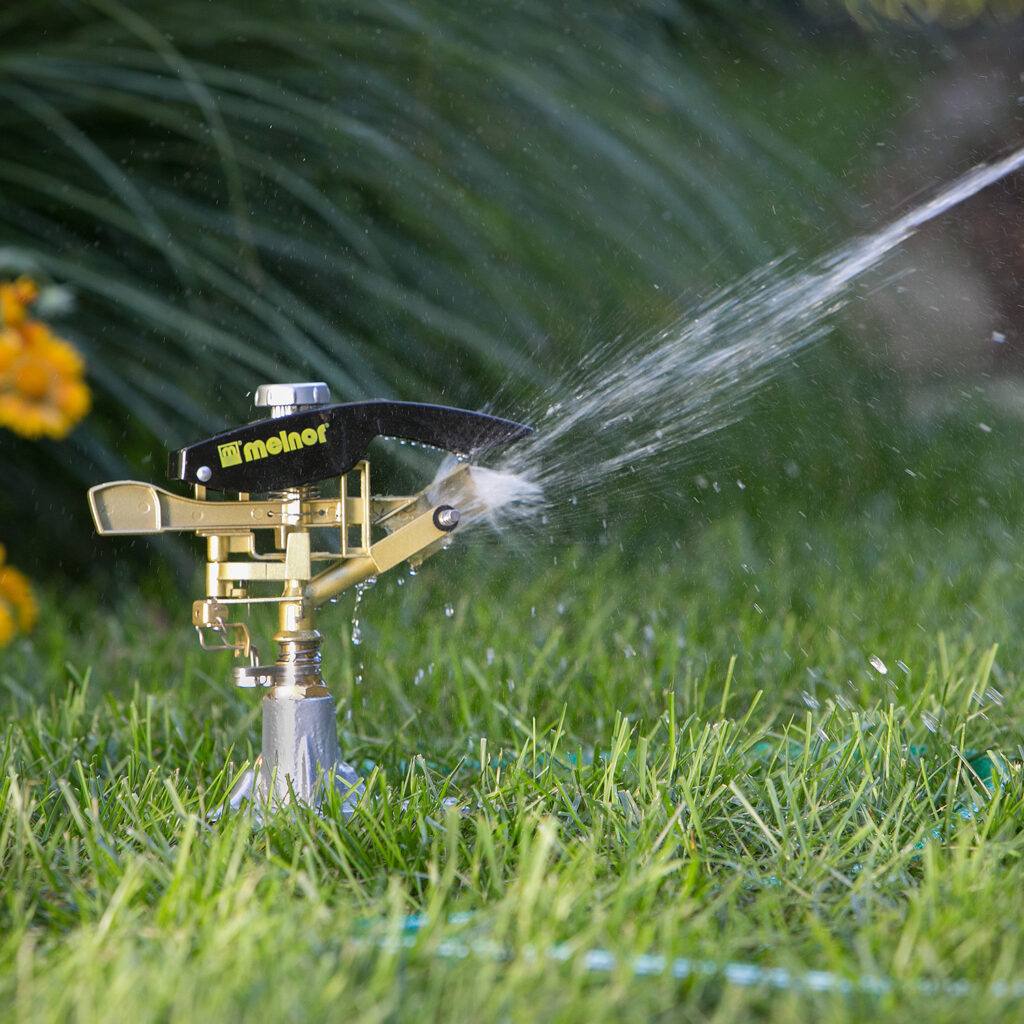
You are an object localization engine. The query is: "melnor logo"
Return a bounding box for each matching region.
[218,441,242,467]
[218,423,330,468]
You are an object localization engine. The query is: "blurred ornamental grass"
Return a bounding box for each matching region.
[2,1,928,575]
[0,275,89,642]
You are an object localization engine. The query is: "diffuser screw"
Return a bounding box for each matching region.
[433,506,461,531]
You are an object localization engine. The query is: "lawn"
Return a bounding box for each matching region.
[4,409,1024,1022]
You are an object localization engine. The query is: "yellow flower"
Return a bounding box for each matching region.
[0,277,90,440]
[0,276,39,327]
[0,544,37,646]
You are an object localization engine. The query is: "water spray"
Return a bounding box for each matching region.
[495,147,1024,509]
[88,383,531,811]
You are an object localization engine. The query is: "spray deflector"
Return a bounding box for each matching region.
[87,383,531,810]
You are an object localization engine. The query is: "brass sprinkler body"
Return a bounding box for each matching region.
[88,383,530,810]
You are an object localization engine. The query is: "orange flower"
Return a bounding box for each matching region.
[0,544,37,646]
[0,277,90,440]
[0,276,39,327]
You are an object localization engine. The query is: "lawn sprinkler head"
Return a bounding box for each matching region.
[88,384,531,813]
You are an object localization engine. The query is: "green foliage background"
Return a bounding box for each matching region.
[0,2,1019,578]
[0,0,918,572]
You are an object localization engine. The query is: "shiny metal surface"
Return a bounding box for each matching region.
[255,693,363,809]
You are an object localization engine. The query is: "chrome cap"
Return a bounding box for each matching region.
[254,382,331,418]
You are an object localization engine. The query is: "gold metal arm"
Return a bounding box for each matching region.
[307,504,453,607]
[87,459,462,692]
[88,480,365,535]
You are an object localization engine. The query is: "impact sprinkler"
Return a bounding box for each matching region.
[88,382,531,811]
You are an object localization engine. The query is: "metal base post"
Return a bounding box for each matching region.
[222,693,363,816]
[259,693,362,806]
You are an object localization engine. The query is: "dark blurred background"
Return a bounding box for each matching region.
[2,0,1023,587]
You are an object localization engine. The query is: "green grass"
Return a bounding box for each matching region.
[4,447,1024,1021]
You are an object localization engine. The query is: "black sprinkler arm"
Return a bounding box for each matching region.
[167,400,532,493]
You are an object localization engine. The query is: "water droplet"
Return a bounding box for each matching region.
[868,655,887,674]
[896,660,910,675]
[444,603,455,618]
[485,647,495,666]
[921,710,940,733]
[801,691,820,710]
